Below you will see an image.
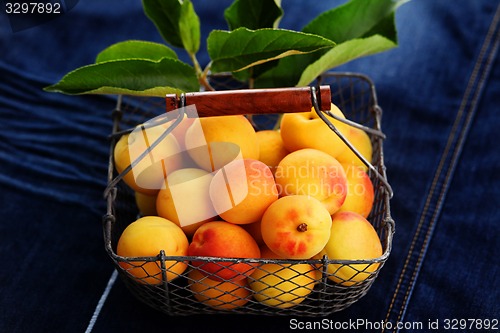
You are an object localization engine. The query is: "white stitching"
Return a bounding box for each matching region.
[85,270,118,333]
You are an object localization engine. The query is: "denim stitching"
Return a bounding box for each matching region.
[396,9,500,325]
[383,4,500,332]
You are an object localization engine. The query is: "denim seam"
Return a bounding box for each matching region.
[382,4,500,332]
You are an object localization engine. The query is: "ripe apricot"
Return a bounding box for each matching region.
[116,216,189,284]
[156,167,217,237]
[134,191,158,216]
[255,130,289,174]
[113,124,184,195]
[249,246,317,309]
[280,104,350,158]
[209,159,278,224]
[184,115,259,171]
[242,220,264,246]
[261,195,331,259]
[336,126,373,171]
[188,221,261,281]
[338,164,374,218]
[275,148,348,214]
[324,211,382,286]
[188,269,251,310]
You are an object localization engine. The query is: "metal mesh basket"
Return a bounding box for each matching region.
[102,72,395,316]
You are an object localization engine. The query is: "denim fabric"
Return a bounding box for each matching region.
[1,1,499,332]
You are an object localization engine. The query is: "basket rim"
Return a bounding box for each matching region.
[103,216,394,265]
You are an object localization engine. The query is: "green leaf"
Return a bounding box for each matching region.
[207,28,335,73]
[44,58,199,96]
[179,0,200,54]
[230,61,279,83]
[222,0,283,83]
[297,34,397,86]
[142,0,183,48]
[302,0,406,42]
[224,0,283,30]
[95,40,178,63]
[255,0,405,87]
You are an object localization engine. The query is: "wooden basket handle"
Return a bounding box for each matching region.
[165,86,331,117]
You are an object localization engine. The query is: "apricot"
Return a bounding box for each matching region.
[255,130,289,174]
[113,124,184,195]
[274,148,348,214]
[263,245,322,280]
[116,216,189,284]
[324,211,383,286]
[242,220,264,246]
[134,191,158,216]
[188,269,251,310]
[280,104,350,158]
[156,167,217,237]
[188,221,261,281]
[261,195,332,259]
[338,164,374,218]
[184,115,259,172]
[209,159,278,224]
[336,126,373,171]
[249,246,317,309]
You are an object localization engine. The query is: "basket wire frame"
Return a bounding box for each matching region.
[102,72,395,317]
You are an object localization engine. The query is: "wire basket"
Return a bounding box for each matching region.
[102,72,395,317]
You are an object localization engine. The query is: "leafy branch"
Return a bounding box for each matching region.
[45,0,407,96]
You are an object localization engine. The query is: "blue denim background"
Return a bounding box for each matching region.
[1,1,498,332]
